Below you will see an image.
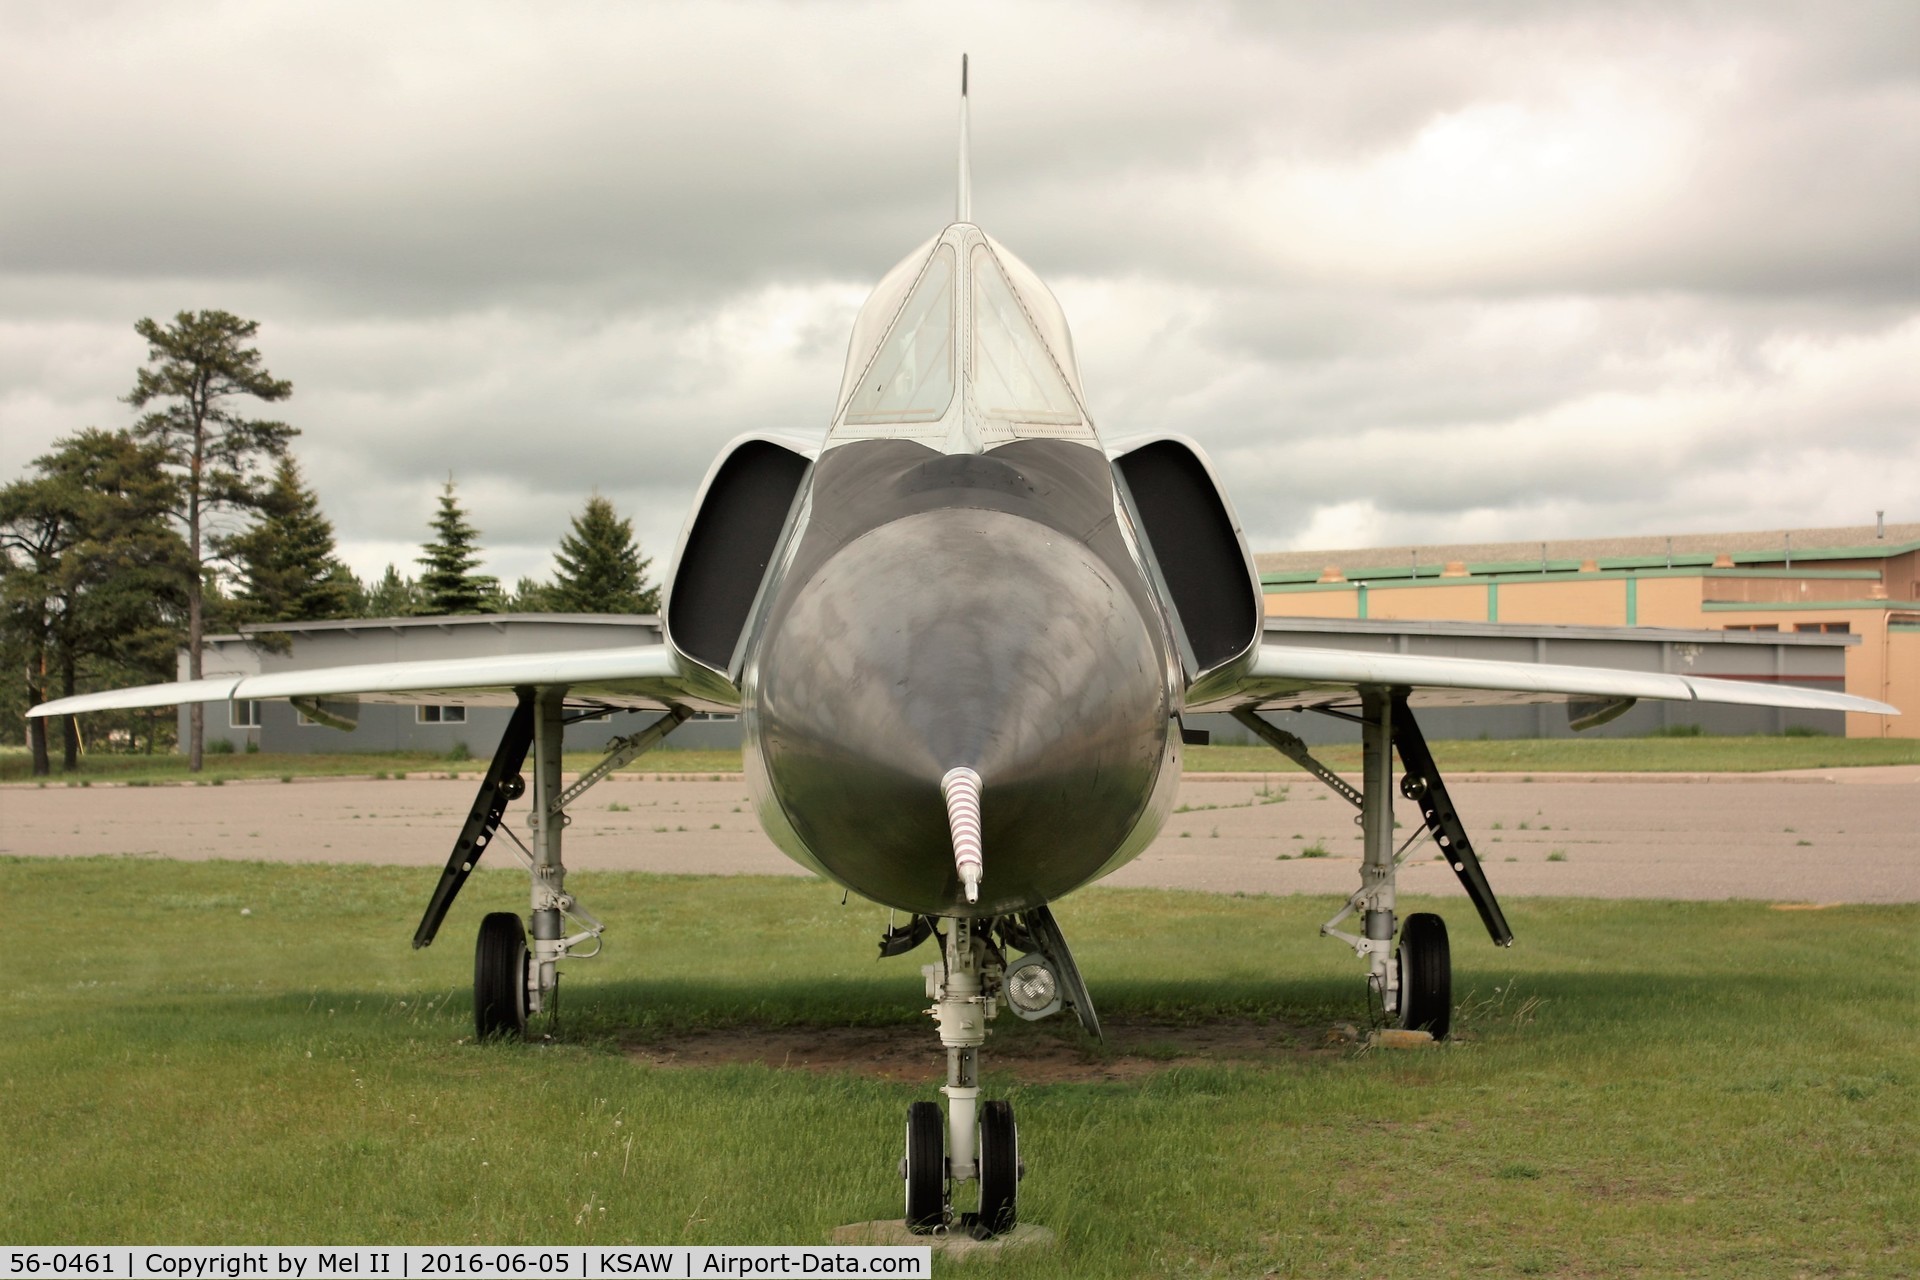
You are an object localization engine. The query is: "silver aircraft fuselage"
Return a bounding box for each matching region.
[740,436,1186,919]
[697,219,1200,918]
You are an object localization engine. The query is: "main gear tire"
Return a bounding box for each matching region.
[1397,912,1452,1040]
[474,911,530,1040]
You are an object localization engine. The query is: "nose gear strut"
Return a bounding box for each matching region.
[902,917,1023,1237]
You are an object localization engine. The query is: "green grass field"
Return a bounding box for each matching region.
[6,733,1916,787]
[1,857,1913,1275]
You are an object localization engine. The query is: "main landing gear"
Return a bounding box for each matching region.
[1235,687,1512,1037]
[890,907,1094,1237]
[409,687,690,1039]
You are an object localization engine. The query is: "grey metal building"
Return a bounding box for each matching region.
[184,615,740,756]
[186,612,1853,757]
[1192,617,1855,745]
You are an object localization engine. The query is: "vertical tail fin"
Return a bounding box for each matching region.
[957,53,972,224]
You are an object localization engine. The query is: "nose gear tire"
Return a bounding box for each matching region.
[904,1101,947,1233]
[975,1099,1020,1236]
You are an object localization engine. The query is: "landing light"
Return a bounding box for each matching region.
[1004,953,1063,1020]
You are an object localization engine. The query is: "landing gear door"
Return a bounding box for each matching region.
[662,434,815,684]
[1109,434,1263,706]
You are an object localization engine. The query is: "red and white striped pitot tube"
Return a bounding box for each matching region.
[940,766,984,904]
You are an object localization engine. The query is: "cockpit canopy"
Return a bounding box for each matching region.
[829,223,1096,453]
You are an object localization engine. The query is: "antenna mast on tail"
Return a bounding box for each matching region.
[957,54,971,224]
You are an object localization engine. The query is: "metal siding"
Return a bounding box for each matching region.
[182,616,747,755]
[1213,620,1850,743]
[175,613,1858,755]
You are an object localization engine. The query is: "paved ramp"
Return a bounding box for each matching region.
[3,769,1915,903]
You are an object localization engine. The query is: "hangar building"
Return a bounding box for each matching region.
[1257,523,1917,739]
[187,614,741,757]
[189,608,1863,755]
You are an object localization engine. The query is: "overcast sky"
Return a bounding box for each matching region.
[3,0,1916,588]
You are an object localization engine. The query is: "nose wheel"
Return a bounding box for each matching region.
[975,1099,1020,1235]
[901,1097,1021,1237]
[903,1102,946,1232]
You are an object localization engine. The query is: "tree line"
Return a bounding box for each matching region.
[2,310,660,774]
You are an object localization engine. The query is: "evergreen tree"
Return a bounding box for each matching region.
[0,430,188,773]
[416,479,498,614]
[126,309,295,770]
[549,494,657,614]
[506,576,556,613]
[366,564,423,617]
[228,456,358,624]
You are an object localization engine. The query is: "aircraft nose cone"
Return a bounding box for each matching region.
[751,507,1170,915]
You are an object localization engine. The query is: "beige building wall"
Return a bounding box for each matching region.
[1635,577,1705,627]
[1366,583,1485,622]
[1883,629,1920,741]
[1498,578,1627,626]
[1843,612,1890,740]
[1266,591,1358,620]
[1261,571,1916,737]
[1707,577,1881,605]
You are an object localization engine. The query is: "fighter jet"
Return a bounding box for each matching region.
[32,58,1896,1238]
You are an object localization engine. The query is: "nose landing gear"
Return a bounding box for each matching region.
[901,917,1025,1238]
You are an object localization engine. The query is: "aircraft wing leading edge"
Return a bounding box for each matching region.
[1192,643,1898,717]
[24,643,734,719]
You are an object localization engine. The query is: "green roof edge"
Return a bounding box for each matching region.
[1259,537,1918,588]
[1700,600,1907,612]
[1263,566,1883,591]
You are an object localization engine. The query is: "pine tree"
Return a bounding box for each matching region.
[416,479,498,615]
[549,495,657,614]
[507,576,556,613]
[126,309,295,770]
[366,564,423,617]
[0,429,189,774]
[228,457,358,624]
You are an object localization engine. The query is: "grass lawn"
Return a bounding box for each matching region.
[6,734,1916,787]
[1,857,1913,1275]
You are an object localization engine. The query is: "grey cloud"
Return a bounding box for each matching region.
[2,0,1914,574]
[9,0,1904,305]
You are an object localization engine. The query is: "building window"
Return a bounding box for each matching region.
[1795,621,1851,634]
[1721,624,1779,632]
[416,705,468,724]
[229,700,261,728]
[691,712,739,722]
[295,710,319,726]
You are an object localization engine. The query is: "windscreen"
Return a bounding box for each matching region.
[843,246,956,424]
[970,246,1082,425]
